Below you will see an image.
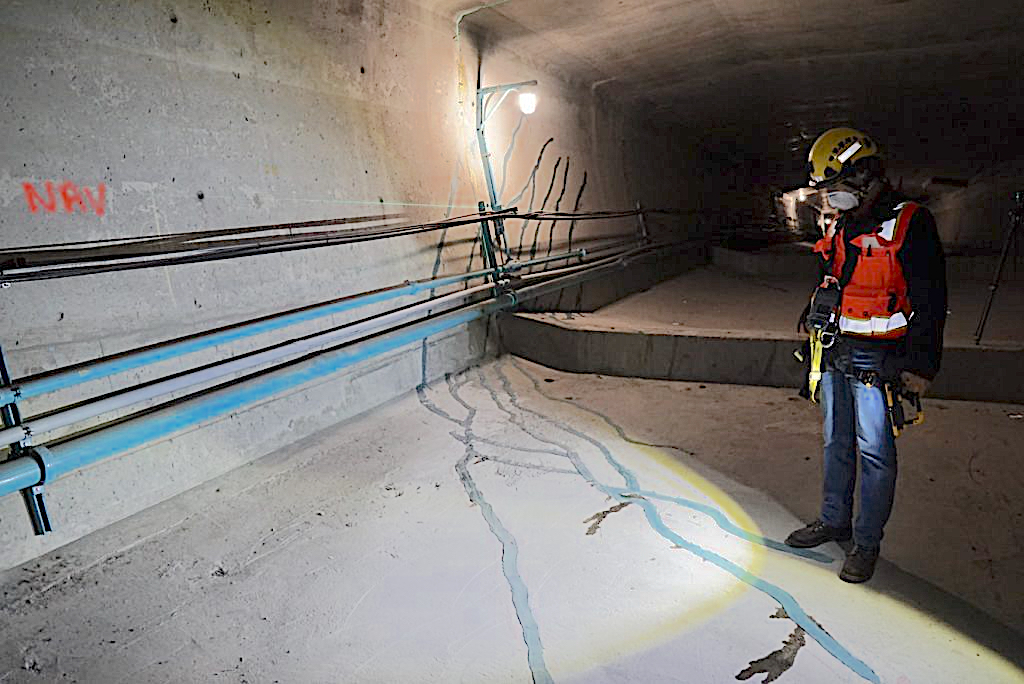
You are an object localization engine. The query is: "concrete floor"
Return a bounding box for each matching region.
[589,265,1024,347]
[1,357,1022,683]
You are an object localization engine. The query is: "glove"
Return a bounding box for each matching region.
[900,371,931,397]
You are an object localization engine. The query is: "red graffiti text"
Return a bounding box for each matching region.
[23,181,106,216]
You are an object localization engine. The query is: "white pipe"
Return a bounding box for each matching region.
[0,283,494,446]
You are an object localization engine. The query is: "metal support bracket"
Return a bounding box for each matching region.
[17,446,54,535]
[1,341,53,534]
[477,201,499,279]
[23,483,52,535]
[635,200,650,243]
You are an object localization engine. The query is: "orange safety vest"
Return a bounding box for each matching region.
[814,202,918,340]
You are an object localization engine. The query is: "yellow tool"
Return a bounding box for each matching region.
[884,383,925,437]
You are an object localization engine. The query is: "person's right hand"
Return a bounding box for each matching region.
[900,371,931,397]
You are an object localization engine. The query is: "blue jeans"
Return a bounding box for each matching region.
[819,354,898,550]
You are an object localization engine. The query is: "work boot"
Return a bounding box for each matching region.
[839,545,880,583]
[784,519,852,548]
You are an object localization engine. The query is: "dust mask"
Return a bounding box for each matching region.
[826,191,860,211]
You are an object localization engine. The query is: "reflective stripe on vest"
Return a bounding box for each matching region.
[838,310,909,336]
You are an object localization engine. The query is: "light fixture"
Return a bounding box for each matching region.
[475,79,539,213]
[518,92,537,115]
[474,78,538,272]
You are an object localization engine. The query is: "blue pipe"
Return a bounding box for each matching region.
[0,245,587,406]
[0,295,514,497]
[0,243,669,499]
[0,269,492,405]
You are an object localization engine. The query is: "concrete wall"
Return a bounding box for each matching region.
[928,162,1024,254]
[0,0,698,568]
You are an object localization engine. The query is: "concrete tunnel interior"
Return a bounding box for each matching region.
[1,1,1023,682]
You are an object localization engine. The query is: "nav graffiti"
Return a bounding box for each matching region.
[23,181,106,216]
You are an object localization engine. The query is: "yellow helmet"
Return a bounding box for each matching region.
[807,127,881,186]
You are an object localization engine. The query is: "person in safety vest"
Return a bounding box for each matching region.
[784,127,947,583]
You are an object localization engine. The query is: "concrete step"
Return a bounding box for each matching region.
[499,312,1024,403]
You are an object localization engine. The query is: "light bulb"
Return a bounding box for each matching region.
[518,92,537,115]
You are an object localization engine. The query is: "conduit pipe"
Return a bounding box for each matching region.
[513,241,690,302]
[2,207,636,283]
[1,270,491,406]
[0,248,586,406]
[0,209,518,283]
[0,283,497,447]
[1,213,406,267]
[0,295,515,496]
[0,240,683,499]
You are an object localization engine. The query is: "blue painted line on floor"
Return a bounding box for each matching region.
[634,497,879,683]
[495,361,879,683]
[611,487,833,564]
[455,456,554,684]
[498,364,824,560]
[418,378,553,684]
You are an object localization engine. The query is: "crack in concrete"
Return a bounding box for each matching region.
[448,432,577,474]
[736,608,821,683]
[510,357,697,456]
[492,360,878,683]
[417,364,877,683]
[510,358,833,564]
[416,373,553,684]
[583,502,632,535]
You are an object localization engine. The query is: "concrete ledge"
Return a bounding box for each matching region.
[500,313,1024,403]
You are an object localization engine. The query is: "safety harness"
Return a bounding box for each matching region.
[800,203,926,433]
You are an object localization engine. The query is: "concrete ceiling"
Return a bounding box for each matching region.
[452,0,1024,187]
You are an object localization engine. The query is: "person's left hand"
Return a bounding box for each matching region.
[900,371,931,396]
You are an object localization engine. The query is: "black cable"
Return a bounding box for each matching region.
[529,157,561,259]
[515,139,554,257]
[1,210,515,282]
[2,206,656,284]
[555,172,589,308]
[565,171,588,254]
[545,157,571,258]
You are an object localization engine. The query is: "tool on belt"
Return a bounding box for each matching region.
[885,381,924,437]
[856,370,925,437]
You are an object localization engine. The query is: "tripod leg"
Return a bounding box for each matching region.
[974,193,1022,345]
